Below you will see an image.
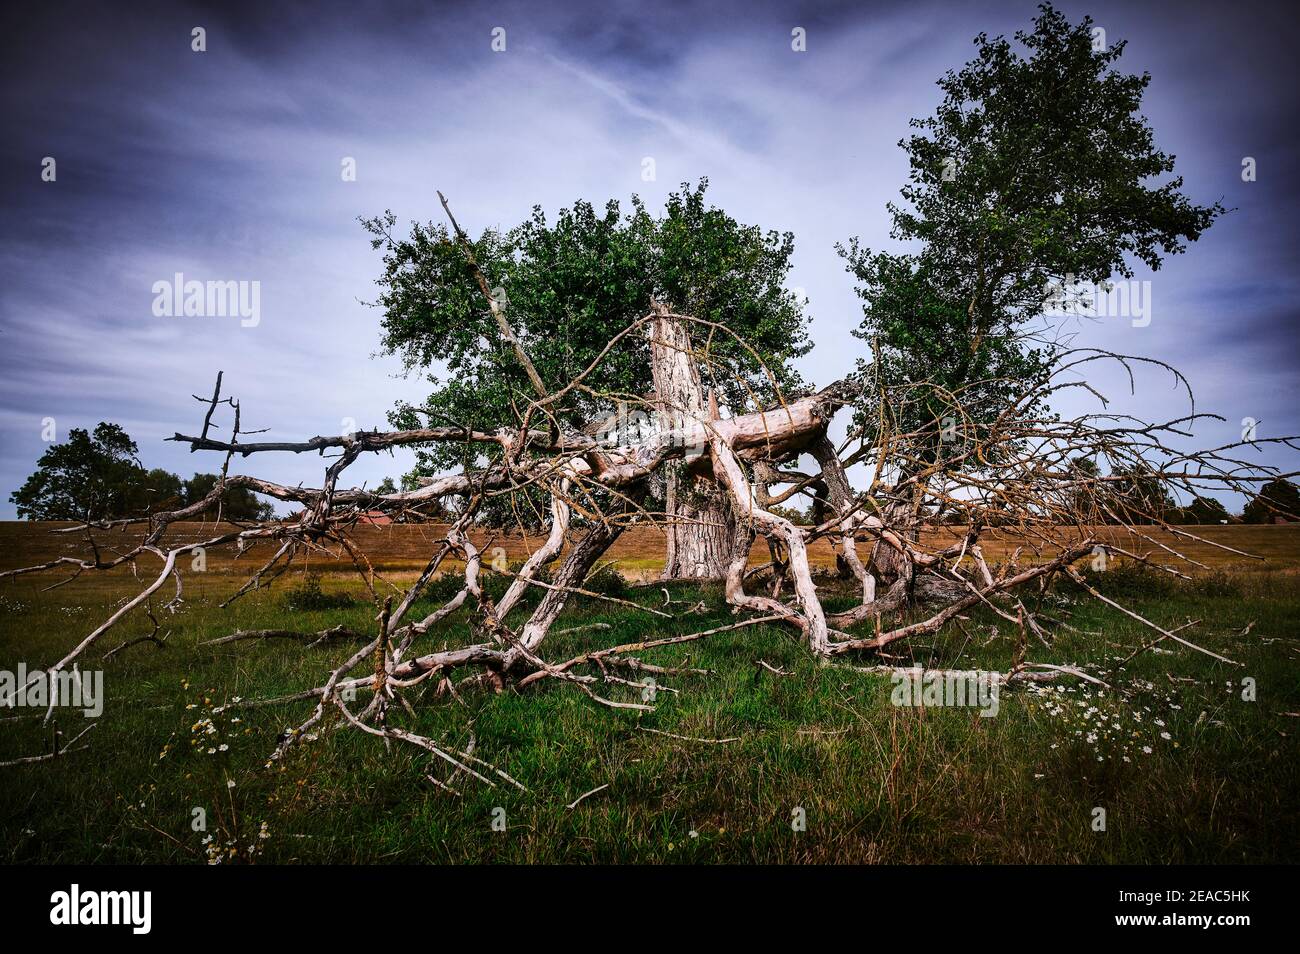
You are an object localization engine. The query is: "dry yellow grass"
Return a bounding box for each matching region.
[3,519,1297,582]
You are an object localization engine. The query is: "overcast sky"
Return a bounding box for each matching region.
[1,0,1296,517]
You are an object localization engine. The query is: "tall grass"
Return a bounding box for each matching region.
[0,566,1296,863]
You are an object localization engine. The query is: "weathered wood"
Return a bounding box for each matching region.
[650,305,734,579]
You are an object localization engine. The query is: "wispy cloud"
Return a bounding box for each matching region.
[0,0,1295,514]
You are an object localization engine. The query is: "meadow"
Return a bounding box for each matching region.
[1,521,1297,864]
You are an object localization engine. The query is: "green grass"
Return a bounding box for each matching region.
[1,565,1297,864]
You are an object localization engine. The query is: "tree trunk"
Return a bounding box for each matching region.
[661,468,735,579]
[649,304,733,580]
[867,486,921,591]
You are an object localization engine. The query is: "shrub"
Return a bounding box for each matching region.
[1063,560,1242,601]
[283,573,356,611]
[422,571,467,604]
[1080,560,1180,600]
[1188,570,1242,599]
[582,564,628,597]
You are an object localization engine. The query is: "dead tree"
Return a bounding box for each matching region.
[4,206,1297,782]
[649,302,736,581]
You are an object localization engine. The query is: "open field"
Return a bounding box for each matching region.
[4,519,1297,579]
[1,521,1297,863]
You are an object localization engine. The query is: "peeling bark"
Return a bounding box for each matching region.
[650,304,733,579]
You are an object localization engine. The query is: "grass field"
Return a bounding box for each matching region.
[5,519,1296,578]
[1,522,1297,863]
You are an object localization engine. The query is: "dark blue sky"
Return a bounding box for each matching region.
[2,0,1297,514]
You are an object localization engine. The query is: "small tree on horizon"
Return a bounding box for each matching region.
[10,424,274,522]
[10,423,145,520]
[1243,478,1300,524]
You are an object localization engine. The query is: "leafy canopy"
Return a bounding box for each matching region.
[10,422,273,521]
[363,179,812,483]
[1243,479,1300,524]
[841,3,1224,463]
[12,423,146,520]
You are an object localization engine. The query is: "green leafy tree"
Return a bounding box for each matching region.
[10,428,278,522]
[134,468,185,513]
[182,473,276,521]
[1108,467,1176,524]
[1169,496,1231,525]
[364,178,811,533]
[11,423,146,520]
[1242,479,1300,524]
[767,504,811,526]
[840,3,1223,480]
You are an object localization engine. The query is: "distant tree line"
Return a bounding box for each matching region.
[1064,457,1296,525]
[9,422,276,521]
[772,464,1296,528]
[1241,478,1300,524]
[11,424,1295,528]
